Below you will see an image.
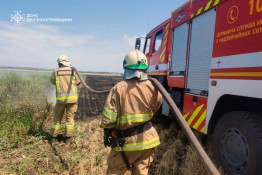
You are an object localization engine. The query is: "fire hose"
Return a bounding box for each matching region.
[71,67,110,94]
[72,67,220,175]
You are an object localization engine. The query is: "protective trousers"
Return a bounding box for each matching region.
[50,103,77,137]
[107,149,154,175]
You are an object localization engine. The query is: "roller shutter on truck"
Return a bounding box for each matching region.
[186,8,216,95]
[170,22,189,76]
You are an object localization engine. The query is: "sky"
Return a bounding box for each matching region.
[0,0,188,73]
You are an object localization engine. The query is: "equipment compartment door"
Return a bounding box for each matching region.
[186,9,216,95]
[169,22,189,88]
[170,22,188,75]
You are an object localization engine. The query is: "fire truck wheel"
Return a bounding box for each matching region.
[213,111,262,175]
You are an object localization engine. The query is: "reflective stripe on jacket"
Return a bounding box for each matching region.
[102,79,162,151]
[51,66,80,104]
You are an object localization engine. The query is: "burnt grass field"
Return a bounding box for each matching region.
[77,74,122,119]
[0,73,224,175]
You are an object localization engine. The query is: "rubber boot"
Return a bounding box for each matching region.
[64,137,72,144]
[50,137,59,144]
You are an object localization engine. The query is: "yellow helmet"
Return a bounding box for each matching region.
[123,49,148,70]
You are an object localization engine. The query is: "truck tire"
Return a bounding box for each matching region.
[213,111,262,175]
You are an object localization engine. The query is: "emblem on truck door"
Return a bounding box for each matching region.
[227,6,239,24]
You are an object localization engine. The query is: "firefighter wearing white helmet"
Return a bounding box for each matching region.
[102,49,162,175]
[50,55,80,144]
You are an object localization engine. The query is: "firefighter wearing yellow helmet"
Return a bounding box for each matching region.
[50,55,80,144]
[102,49,162,174]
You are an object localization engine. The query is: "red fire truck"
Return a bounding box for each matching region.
[136,0,262,174]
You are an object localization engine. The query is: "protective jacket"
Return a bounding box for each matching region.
[51,66,80,104]
[102,79,162,151]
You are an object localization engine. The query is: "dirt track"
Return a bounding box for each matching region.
[76,74,123,120]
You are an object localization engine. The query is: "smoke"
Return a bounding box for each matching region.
[44,85,56,106]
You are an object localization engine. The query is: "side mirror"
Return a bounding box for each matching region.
[135,38,141,50]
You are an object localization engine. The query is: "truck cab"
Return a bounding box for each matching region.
[143,19,171,81]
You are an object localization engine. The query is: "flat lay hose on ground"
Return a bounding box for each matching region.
[71,67,220,175]
[149,78,220,175]
[71,67,111,94]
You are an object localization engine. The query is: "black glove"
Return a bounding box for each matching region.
[104,128,114,147]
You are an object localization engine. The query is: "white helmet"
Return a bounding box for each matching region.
[123,49,148,70]
[57,55,71,67]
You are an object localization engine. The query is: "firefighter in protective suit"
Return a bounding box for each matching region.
[102,49,162,175]
[50,55,80,143]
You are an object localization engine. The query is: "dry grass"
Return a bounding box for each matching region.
[1,113,225,175]
[0,115,110,175]
[54,116,110,175]
[149,121,225,175]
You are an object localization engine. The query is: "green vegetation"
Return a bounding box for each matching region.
[0,72,52,150]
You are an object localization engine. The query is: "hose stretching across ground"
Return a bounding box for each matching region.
[72,67,220,175]
[71,67,111,94]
